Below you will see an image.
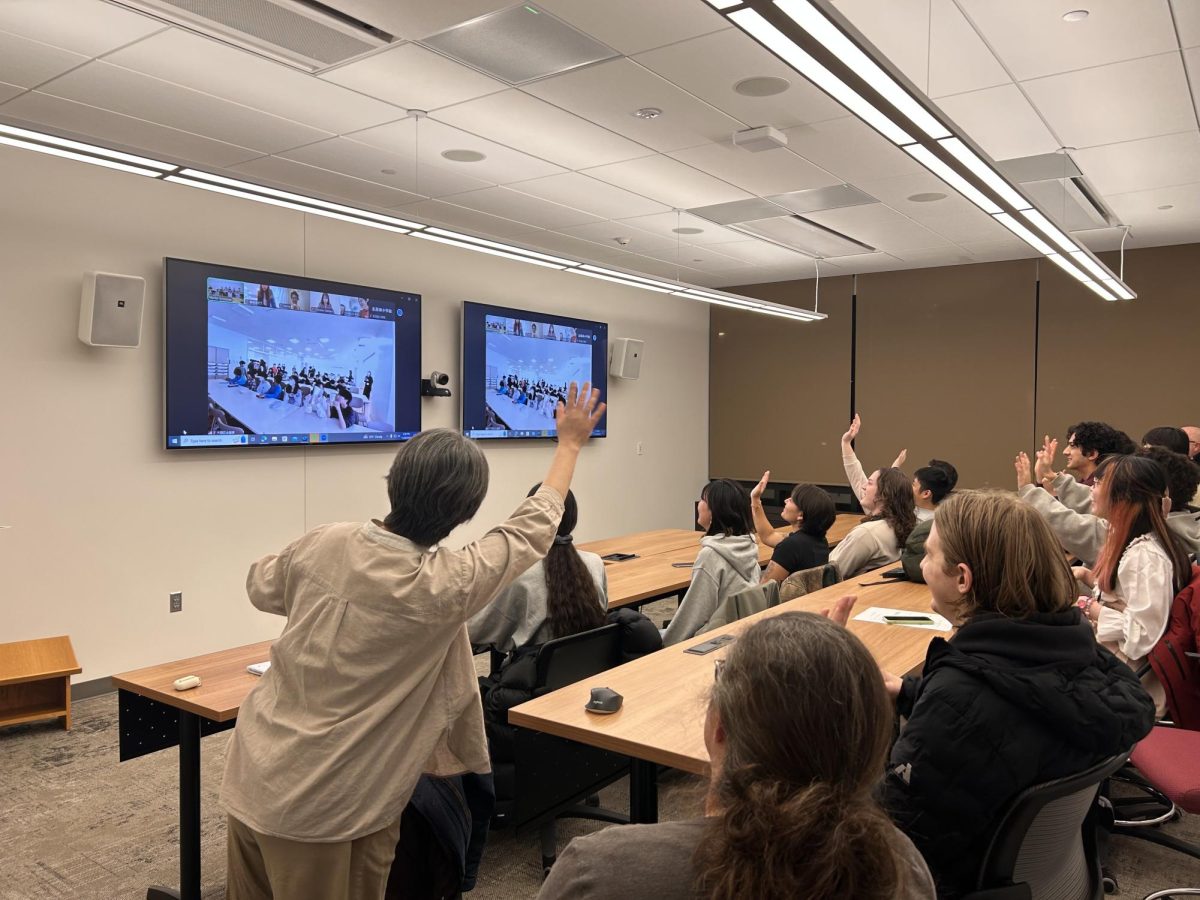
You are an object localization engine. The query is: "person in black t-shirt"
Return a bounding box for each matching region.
[330,386,357,429]
[749,472,837,584]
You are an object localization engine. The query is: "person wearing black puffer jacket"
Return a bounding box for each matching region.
[880,491,1155,900]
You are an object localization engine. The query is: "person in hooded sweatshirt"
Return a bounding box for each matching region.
[662,479,759,645]
[880,490,1155,900]
[1019,443,1200,563]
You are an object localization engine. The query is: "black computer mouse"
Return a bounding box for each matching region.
[585,686,623,715]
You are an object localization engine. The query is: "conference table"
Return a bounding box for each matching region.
[109,512,865,898]
[509,570,940,823]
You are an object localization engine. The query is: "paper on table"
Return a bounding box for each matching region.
[853,606,952,632]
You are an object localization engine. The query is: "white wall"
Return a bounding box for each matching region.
[0,146,710,681]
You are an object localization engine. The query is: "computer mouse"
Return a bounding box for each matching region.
[585,686,623,715]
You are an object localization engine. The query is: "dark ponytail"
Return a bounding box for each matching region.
[693,614,908,900]
[528,484,605,638]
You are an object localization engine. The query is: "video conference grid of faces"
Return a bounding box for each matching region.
[483,314,597,344]
[206,278,399,321]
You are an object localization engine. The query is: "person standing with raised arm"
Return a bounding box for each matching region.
[221,384,605,900]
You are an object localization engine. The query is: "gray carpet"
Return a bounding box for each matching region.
[2,666,1197,898]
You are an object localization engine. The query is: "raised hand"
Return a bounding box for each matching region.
[554,382,606,450]
[1014,451,1033,489]
[751,470,770,504]
[841,413,862,446]
[820,594,857,627]
[891,448,908,469]
[1034,435,1059,483]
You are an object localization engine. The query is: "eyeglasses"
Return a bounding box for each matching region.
[714,658,726,681]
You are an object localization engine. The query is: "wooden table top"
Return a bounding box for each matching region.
[0,636,81,686]
[111,641,273,722]
[579,528,703,558]
[509,569,939,775]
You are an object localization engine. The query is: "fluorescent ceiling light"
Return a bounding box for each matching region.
[0,122,175,171]
[424,227,577,266]
[1101,278,1135,300]
[775,0,949,141]
[938,138,1031,211]
[729,8,913,144]
[177,169,420,230]
[0,134,166,177]
[570,269,677,292]
[903,144,1001,214]
[1068,250,1111,282]
[410,231,567,268]
[1044,253,1091,284]
[164,176,411,233]
[677,288,826,320]
[1083,280,1118,301]
[1020,208,1078,255]
[577,265,681,291]
[992,212,1054,255]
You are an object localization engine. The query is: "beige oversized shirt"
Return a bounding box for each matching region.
[220,486,565,842]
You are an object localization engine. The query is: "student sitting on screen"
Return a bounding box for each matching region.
[662,480,759,646]
[879,491,1154,900]
[227,366,246,387]
[258,376,283,401]
[539,610,936,900]
[220,388,606,900]
[331,387,358,429]
[748,473,836,584]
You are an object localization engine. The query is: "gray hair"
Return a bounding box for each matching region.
[383,429,489,545]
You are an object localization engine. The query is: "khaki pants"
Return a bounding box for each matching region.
[226,815,401,900]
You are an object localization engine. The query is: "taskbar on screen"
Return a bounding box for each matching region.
[170,432,415,448]
[467,429,606,439]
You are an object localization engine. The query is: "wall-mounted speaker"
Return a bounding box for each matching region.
[609,337,644,380]
[79,272,145,348]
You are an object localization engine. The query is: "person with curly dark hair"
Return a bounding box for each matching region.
[830,467,916,579]
[1062,420,1137,485]
[1141,425,1190,455]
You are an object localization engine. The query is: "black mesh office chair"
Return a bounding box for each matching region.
[961,753,1128,900]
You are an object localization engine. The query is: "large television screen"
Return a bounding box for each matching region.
[164,258,421,449]
[461,301,607,440]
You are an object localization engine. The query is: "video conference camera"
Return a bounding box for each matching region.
[420,370,452,398]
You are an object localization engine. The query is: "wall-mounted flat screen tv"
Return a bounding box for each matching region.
[461,301,607,440]
[164,258,421,449]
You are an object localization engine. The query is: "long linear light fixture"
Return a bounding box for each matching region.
[706,0,1137,301]
[0,119,826,321]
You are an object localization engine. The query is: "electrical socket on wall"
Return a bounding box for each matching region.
[170,591,182,613]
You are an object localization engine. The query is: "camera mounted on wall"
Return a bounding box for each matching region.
[421,370,452,398]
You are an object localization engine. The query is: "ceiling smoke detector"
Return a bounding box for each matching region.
[1062,9,1090,21]
[633,107,663,119]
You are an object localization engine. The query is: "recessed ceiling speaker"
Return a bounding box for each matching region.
[609,337,644,380]
[79,272,145,348]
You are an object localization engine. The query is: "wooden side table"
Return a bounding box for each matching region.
[0,635,82,730]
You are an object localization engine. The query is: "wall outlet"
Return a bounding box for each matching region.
[170,591,182,613]
[636,441,644,456]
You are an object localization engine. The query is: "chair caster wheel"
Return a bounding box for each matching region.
[1102,873,1118,894]
[541,856,556,879]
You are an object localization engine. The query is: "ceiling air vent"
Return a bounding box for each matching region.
[997,152,1114,232]
[113,0,392,71]
[420,4,619,85]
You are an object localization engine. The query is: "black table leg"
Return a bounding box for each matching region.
[147,710,201,900]
[629,759,658,824]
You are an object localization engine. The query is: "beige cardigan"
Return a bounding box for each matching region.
[220,486,564,842]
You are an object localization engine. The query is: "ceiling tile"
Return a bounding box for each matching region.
[1105,181,1200,231]
[610,211,753,245]
[667,141,841,198]
[440,186,603,229]
[559,220,681,255]
[1071,132,1200,196]
[510,230,641,264]
[632,28,845,131]
[830,0,931,89]
[229,156,421,208]
[855,171,1013,243]
[535,0,728,56]
[0,82,24,104]
[281,136,494,197]
[703,240,815,266]
[581,155,753,209]
[0,30,89,89]
[392,198,544,239]
[350,117,565,185]
[637,243,753,272]
[325,0,513,42]
[435,90,651,169]
[612,255,709,281]
[508,172,669,219]
[0,90,262,168]
[807,251,905,274]
[955,0,1178,81]
[0,0,164,57]
[803,204,951,252]
[39,61,332,153]
[1022,54,1195,149]
[321,43,505,111]
[934,84,1060,161]
[890,246,976,266]
[524,58,745,153]
[959,239,1036,262]
[928,0,1010,97]
[1173,0,1200,49]
[105,29,404,135]
[784,116,922,184]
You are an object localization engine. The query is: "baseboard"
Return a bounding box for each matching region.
[72,676,114,700]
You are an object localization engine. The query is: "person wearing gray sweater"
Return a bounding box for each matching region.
[663,480,760,646]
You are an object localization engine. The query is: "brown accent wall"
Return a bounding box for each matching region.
[711,243,1198,492]
[709,275,853,484]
